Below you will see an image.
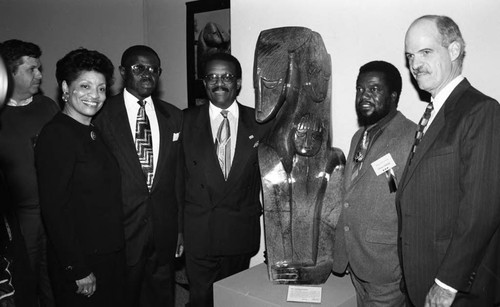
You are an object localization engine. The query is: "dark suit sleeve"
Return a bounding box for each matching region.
[436,97,500,290]
[35,124,90,281]
[176,112,185,234]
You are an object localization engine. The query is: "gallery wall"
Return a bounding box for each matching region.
[2,0,500,267]
[231,0,500,266]
[232,0,500,153]
[0,0,188,109]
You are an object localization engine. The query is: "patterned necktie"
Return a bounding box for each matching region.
[216,110,231,180]
[135,100,154,190]
[351,128,369,181]
[408,102,434,164]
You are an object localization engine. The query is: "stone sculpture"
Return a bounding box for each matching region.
[254,27,345,284]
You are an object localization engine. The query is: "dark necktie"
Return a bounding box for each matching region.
[216,110,231,180]
[351,128,369,181]
[135,100,154,190]
[408,102,434,164]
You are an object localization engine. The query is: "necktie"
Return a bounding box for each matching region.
[351,128,369,181]
[408,102,434,164]
[135,100,154,190]
[216,110,231,180]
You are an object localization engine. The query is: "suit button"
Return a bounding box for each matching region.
[344,226,350,232]
[200,184,205,189]
[344,202,349,208]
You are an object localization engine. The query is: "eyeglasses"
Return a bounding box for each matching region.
[130,64,162,75]
[203,73,237,85]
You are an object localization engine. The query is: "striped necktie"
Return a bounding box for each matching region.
[351,128,369,181]
[408,102,433,164]
[135,100,154,190]
[216,110,231,180]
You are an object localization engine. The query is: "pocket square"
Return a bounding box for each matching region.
[173,132,179,141]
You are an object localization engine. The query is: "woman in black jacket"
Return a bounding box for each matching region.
[35,48,125,307]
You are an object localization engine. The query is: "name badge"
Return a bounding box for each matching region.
[371,153,396,176]
[172,132,179,141]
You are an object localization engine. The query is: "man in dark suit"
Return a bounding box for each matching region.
[333,61,416,306]
[94,45,183,307]
[181,53,266,307]
[398,15,500,306]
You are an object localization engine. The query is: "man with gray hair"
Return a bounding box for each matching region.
[398,15,500,306]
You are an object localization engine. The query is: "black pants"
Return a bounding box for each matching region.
[49,249,125,307]
[185,252,252,307]
[124,245,175,307]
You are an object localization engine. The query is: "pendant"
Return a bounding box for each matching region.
[90,131,96,140]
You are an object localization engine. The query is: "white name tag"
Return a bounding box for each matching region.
[371,153,396,176]
[287,285,322,304]
[172,132,179,141]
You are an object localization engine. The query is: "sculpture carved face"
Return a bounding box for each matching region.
[293,114,323,157]
[254,27,311,123]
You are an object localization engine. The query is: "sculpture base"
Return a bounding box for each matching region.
[214,263,356,307]
[269,260,332,284]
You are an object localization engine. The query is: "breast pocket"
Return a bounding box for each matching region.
[427,145,454,158]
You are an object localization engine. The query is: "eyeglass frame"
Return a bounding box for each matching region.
[203,73,239,85]
[128,64,162,76]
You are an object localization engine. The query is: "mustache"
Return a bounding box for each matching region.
[140,77,153,82]
[413,68,428,75]
[212,86,229,93]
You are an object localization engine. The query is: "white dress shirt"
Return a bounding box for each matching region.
[424,75,464,133]
[123,89,160,177]
[209,101,239,166]
[426,76,465,294]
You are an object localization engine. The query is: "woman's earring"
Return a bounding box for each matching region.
[62,92,69,102]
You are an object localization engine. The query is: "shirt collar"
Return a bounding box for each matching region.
[123,88,152,106]
[432,75,464,109]
[7,96,33,107]
[209,100,239,119]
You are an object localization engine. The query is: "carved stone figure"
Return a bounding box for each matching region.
[254,27,345,284]
[197,22,230,78]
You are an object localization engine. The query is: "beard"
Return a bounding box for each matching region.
[356,105,391,126]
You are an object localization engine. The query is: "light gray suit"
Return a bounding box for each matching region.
[333,111,415,285]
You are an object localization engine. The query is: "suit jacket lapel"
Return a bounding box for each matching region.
[196,104,227,186]
[347,114,401,193]
[399,79,470,192]
[227,104,255,183]
[108,95,146,187]
[151,99,174,191]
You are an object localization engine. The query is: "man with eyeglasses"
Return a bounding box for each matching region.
[180,52,268,307]
[94,45,183,307]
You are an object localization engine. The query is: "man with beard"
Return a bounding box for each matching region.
[332,61,416,306]
[94,45,183,307]
[180,53,267,307]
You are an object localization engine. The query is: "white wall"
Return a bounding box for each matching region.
[2,0,500,268]
[232,0,500,153]
[231,0,500,266]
